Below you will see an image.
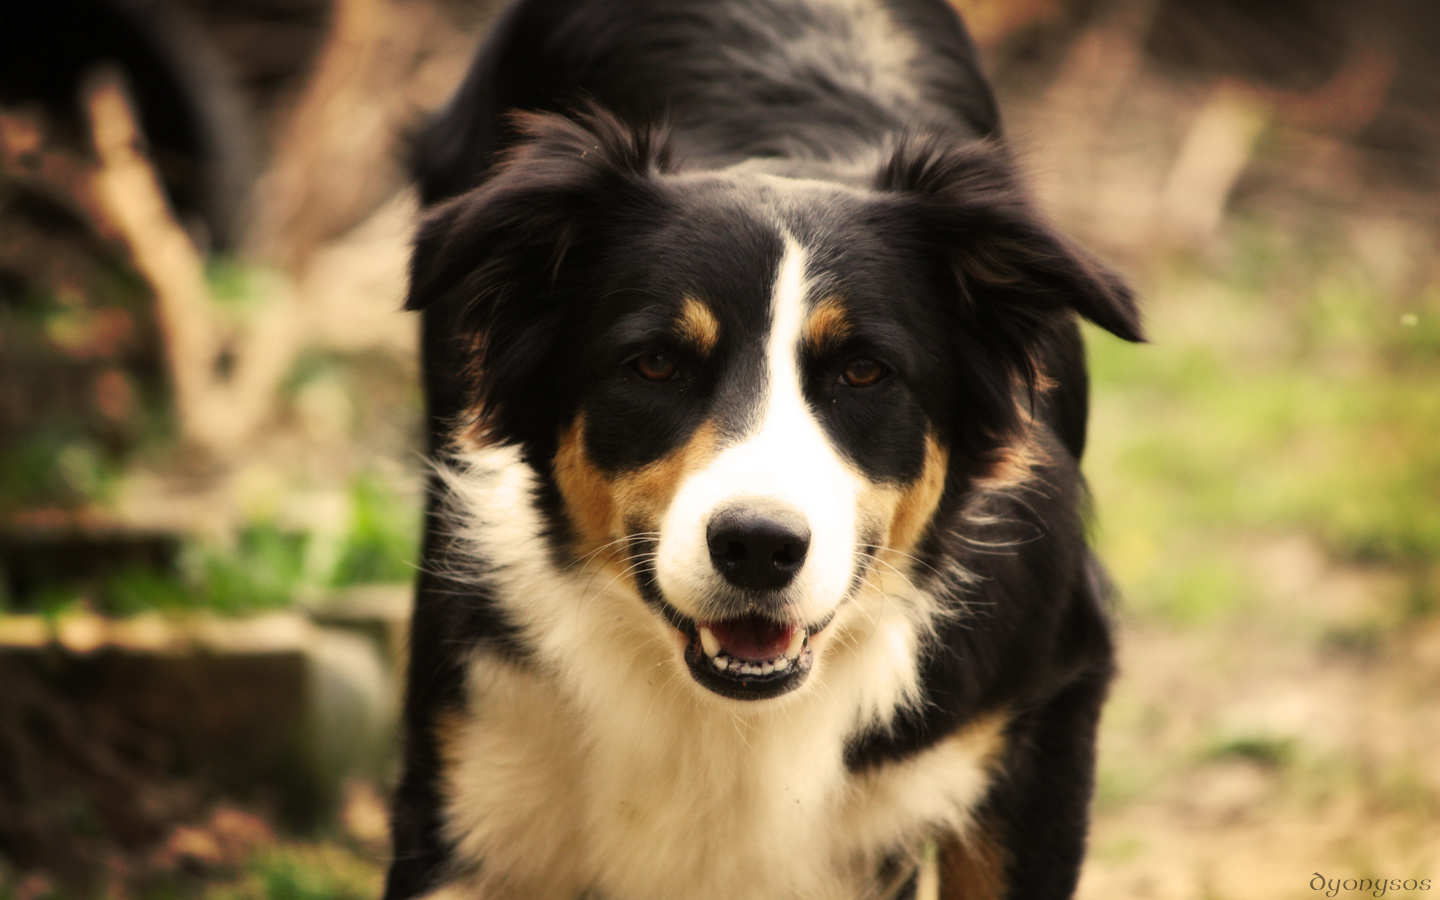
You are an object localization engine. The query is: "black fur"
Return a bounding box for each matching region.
[391,1,1142,898]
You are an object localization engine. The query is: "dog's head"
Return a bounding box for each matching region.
[408,108,1141,702]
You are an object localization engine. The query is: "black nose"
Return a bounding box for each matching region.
[706,506,811,591]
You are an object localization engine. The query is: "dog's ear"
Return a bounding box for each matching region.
[875,135,1144,346]
[407,106,673,313]
[874,135,1142,464]
[406,106,673,445]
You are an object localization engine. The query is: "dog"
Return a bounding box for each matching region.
[387,1,1143,898]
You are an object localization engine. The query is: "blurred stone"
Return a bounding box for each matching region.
[0,609,399,838]
[305,583,411,672]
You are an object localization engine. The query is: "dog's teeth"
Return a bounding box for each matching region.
[699,626,721,658]
[760,662,774,675]
[773,655,790,670]
[714,656,729,671]
[785,629,805,658]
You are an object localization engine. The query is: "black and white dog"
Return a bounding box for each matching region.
[388,1,1143,898]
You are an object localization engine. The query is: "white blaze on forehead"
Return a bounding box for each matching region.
[655,236,863,625]
[767,237,810,408]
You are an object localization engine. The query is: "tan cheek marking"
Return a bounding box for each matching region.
[612,420,719,531]
[886,435,949,558]
[803,295,853,352]
[553,417,720,588]
[676,296,720,356]
[856,434,949,568]
[553,416,619,561]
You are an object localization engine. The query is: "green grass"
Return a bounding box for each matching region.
[1083,224,1440,626]
[1204,734,1297,769]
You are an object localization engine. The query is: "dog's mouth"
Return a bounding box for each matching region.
[675,610,831,701]
[629,539,832,700]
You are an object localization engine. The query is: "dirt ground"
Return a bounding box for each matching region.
[1080,581,1440,899]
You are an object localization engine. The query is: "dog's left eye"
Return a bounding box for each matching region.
[840,357,886,388]
[632,351,679,382]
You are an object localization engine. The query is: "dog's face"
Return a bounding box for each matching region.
[408,110,1141,702]
[550,209,956,701]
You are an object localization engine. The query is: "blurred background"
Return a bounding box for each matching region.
[0,0,1436,897]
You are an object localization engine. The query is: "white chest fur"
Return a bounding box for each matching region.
[429,449,1003,900]
[435,655,1003,900]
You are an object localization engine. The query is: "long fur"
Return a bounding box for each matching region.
[388,2,1142,899]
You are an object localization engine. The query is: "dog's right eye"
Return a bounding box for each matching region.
[840,357,886,388]
[632,351,679,382]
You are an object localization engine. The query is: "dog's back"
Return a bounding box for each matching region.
[414,0,997,202]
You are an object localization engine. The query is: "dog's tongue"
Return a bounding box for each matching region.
[706,615,797,662]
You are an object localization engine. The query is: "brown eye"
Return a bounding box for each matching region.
[841,357,885,388]
[633,351,678,382]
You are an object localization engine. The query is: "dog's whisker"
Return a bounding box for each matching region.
[567,532,664,573]
[580,558,653,604]
[567,535,644,570]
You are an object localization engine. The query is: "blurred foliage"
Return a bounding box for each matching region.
[0,432,122,515]
[194,843,381,900]
[2,475,418,618]
[0,838,383,900]
[330,476,421,587]
[1084,217,1440,627]
[0,259,167,519]
[102,525,311,617]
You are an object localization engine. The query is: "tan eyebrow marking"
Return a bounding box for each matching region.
[675,296,721,355]
[803,295,853,351]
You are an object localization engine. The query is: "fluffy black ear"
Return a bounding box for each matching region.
[407,106,673,312]
[876,135,1144,346]
[406,106,673,445]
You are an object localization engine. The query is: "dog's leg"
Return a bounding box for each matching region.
[941,567,1114,900]
[384,496,483,900]
[937,668,1110,900]
[383,574,463,899]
